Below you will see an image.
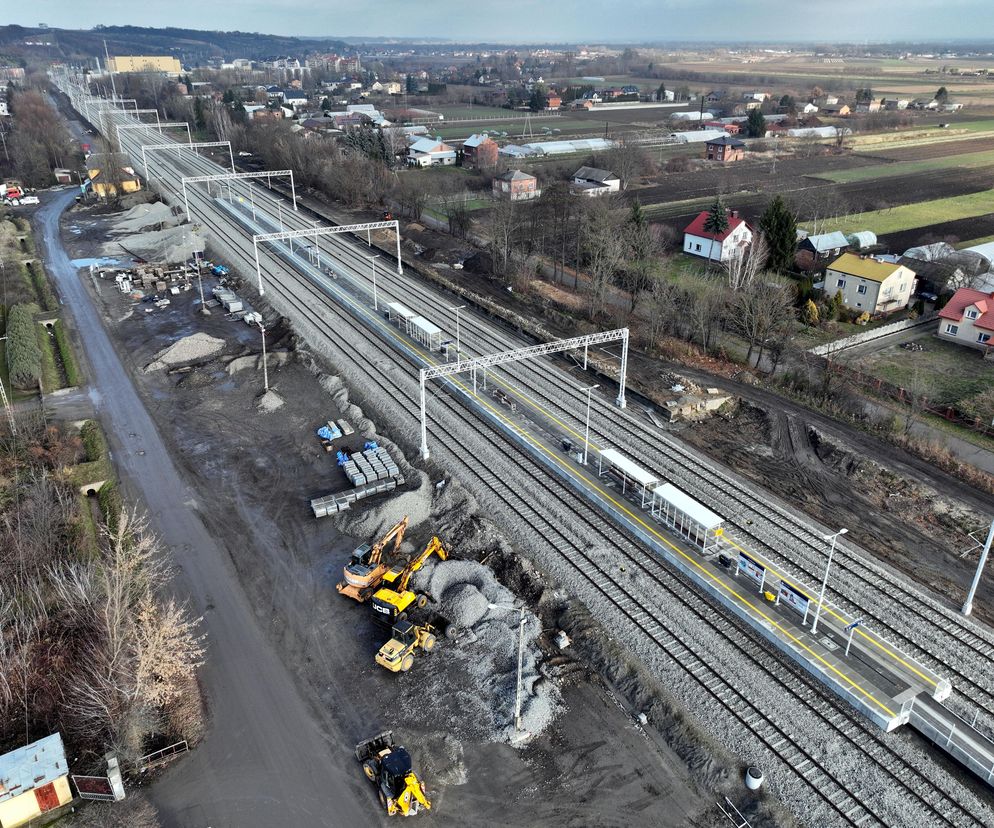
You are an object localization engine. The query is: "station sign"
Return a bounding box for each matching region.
[778,581,811,617]
[737,551,766,587]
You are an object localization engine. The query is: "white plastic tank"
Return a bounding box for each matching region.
[745,766,764,791]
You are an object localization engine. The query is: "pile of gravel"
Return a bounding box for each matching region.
[103,224,204,265]
[416,559,560,744]
[144,332,226,371]
[257,389,285,413]
[108,202,179,234]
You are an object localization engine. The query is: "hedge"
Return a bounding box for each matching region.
[97,480,124,532]
[5,304,41,390]
[26,262,58,312]
[53,320,80,386]
[80,419,107,463]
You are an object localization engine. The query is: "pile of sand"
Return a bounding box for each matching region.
[257,389,285,413]
[145,332,226,371]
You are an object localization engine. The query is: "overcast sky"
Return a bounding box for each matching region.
[14,1,994,42]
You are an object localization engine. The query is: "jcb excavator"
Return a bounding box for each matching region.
[355,731,431,816]
[371,536,449,625]
[337,516,409,602]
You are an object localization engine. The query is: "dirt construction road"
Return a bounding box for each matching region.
[35,188,371,826]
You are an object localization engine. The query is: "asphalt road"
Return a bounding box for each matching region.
[35,189,371,826]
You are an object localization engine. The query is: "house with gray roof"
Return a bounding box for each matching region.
[571,166,621,196]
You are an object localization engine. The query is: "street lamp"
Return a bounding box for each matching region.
[578,384,599,466]
[447,305,465,360]
[487,602,527,735]
[367,254,379,311]
[811,528,848,635]
[257,321,269,393]
[962,518,994,617]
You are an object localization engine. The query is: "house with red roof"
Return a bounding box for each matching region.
[683,209,753,263]
[937,288,994,351]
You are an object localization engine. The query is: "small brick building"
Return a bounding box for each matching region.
[492,169,541,201]
[705,136,746,162]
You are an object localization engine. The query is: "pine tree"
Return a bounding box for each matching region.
[758,195,797,273]
[702,197,729,235]
[746,107,766,138]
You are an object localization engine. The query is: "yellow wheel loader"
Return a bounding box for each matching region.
[375,620,438,673]
[355,731,431,817]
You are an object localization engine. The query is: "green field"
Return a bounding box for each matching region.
[810,191,994,235]
[813,149,994,183]
[847,337,994,407]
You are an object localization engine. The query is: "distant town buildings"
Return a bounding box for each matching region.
[106,55,181,74]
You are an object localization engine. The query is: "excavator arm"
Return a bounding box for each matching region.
[370,516,409,566]
[395,537,448,593]
[397,773,431,814]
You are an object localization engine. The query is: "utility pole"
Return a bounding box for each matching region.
[963,518,994,616]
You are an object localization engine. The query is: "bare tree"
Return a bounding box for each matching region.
[724,233,769,292]
[734,276,797,367]
[489,197,520,279]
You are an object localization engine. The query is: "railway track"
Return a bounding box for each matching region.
[67,98,994,824]
[248,170,994,728]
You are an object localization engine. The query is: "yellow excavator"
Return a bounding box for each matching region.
[337,516,410,602]
[355,731,431,816]
[370,536,449,625]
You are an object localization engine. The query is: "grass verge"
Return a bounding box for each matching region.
[52,320,81,386]
[36,324,63,393]
[803,191,994,236]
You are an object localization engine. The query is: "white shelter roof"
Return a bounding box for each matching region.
[652,483,723,529]
[386,301,416,320]
[599,448,659,489]
[410,316,442,337]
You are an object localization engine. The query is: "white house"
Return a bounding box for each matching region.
[824,253,917,315]
[683,209,753,263]
[407,137,457,166]
[802,102,819,114]
[938,288,994,350]
[571,166,621,196]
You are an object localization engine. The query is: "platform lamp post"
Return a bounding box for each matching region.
[811,528,848,635]
[367,254,380,311]
[962,518,994,617]
[257,321,269,393]
[487,603,527,737]
[447,305,465,360]
[579,383,599,466]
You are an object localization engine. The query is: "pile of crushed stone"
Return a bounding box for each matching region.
[144,332,226,371]
[411,558,560,744]
[108,201,179,234]
[103,224,204,265]
[257,389,285,413]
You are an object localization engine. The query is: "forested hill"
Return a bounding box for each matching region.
[0,24,349,66]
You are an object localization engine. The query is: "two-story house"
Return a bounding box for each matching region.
[683,209,753,263]
[704,136,746,162]
[824,253,916,315]
[492,169,541,201]
[937,288,994,350]
[462,134,498,169]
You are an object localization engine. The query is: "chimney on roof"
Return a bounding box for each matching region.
[730,209,739,219]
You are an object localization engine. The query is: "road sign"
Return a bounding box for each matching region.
[845,619,863,632]
[778,581,811,617]
[737,551,765,588]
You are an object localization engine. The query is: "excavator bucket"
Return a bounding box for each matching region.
[355,731,395,763]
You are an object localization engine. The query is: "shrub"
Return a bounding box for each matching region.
[801,298,820,326]
[97,480,124,531]
[80,419,107,462]
[53,320,81,386]
[5,304,41,389]
[26,262,58,312]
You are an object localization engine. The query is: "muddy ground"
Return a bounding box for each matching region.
[58,201,777,827]
[679,401,994,624]
[865,135,994,161]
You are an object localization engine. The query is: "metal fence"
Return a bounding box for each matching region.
[136,740,189,772]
